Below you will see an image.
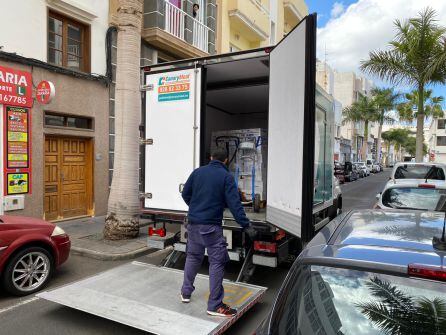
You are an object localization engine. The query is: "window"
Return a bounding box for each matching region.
[382,187,446,210]
[394,164,445,180]
[437,136,446,146]
[48,12,90,72]
[44,112,93,130]
[438,119,446,129]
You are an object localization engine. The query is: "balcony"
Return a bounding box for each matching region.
[142,0,214,58]
[283,0,307,33]
[227,0,269,42]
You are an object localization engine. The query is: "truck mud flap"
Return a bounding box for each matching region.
[37,261,266,335]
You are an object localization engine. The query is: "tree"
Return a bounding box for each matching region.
[356,277,446,335]
[342,95,379,161]
[397,89,444,122]
[403,136,427,157]
[371,88,399,163]
[104,0,143,240]
[361,7,446,162]
[381,128,412,162]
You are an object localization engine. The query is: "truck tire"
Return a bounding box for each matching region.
[2,247,54,296]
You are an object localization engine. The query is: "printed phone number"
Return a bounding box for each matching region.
[0,93,28,105]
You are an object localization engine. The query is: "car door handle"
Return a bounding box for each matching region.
[179,183,185,193]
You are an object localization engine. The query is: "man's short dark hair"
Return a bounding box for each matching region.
[211,147,228,162]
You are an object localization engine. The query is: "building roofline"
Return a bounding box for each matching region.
[0,50,109,85]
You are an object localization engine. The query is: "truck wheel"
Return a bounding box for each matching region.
[254,194,261,213]
[2,247,54,296]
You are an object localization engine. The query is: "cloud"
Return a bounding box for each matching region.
[331,2,345,19]
[318,0,446,83]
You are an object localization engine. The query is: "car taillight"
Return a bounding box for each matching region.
[408,264,446,282]
[418,184,436,189]
[254,241,277,253]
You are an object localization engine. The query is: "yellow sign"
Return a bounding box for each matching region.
[8,131,27,142]
[7,173,28,194]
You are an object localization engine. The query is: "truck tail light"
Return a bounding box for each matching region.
[254,241,277,253]
[149,227,166,237]
[408,264,446,282]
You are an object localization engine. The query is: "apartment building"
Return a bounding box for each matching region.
[216,0,308,53]
[0,0,110,220]
[428,118,446,163]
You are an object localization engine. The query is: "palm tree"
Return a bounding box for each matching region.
[361,7,446,162]
[342,95,379,161]
[371,88,399,163]
[356,277,446,335]
[104,0,143,240]
[397,89,444,123]
[381,128,412,162]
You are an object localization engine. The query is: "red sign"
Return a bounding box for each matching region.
[4,106,32,195]
[36,80,55,104]
[0,66,33,107]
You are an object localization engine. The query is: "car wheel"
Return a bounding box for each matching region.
[2,247,53,296]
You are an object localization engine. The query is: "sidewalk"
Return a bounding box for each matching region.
[57,216,155,261]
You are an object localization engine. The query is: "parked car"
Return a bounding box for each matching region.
[334,162,345,184]
[375,179,446,210]
[366,159,375,172]
[373,162,381,172]
[0,216,70,296]
[390,162,446,181]
[353,162,370,177]
[256,209,446,335]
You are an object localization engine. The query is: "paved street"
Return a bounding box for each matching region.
[0,171,391,335]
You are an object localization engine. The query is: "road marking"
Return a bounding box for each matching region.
[0,296,40,315]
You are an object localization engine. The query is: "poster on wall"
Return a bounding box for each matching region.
[4,106,32,195]
[7,173,29,195]
[6,106,29,169]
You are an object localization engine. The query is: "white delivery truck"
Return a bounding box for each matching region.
[39,14,340,335]
[140,14,339,279]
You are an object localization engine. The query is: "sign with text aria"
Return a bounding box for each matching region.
[0,66,33,108]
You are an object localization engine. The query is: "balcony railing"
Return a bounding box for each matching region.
[164,1,210,53]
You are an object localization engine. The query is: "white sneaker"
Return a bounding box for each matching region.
[180,293,191,303]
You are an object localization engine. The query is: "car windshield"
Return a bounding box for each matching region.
[271,265,446,335]
[382,187,446,210]
[394,165,445,180]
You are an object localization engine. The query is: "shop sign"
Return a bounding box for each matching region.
[4,106,32,195]
[36,80,55,104]
[0,66,33,108]
[7,173,28,195]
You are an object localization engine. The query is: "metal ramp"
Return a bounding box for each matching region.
[37,261,266,335]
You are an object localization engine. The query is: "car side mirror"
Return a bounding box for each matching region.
[376,193,381,200]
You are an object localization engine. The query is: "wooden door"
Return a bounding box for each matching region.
[44,137,92,221]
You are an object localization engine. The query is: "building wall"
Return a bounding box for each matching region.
[216,0,308,53]
[0,59,109,219]
[0,0,109,75]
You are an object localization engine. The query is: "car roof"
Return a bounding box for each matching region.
[384,179,446,188]
[394,162,446,168]
[303,210,446,273]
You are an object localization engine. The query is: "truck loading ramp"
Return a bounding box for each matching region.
[37,261,267,335]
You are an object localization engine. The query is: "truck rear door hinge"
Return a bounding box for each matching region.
[141,84,154,91]
[140,138,153,145]
[140,192,152,199]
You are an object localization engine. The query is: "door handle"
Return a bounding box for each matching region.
[179,183,185,193]
[60,172,65,181]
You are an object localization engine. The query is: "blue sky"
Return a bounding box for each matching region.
[306,0,446,103]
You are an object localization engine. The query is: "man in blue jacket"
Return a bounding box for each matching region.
[180,147,256,317]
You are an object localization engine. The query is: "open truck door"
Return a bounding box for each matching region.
[266,14,317,242]
[144,67,201,212]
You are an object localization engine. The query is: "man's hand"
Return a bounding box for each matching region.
[244,226,257,241]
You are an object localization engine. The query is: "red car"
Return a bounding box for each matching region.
[0,216,70,296]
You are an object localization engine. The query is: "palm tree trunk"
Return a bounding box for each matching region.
[363,120,369,161]
[377,119,383,163]
[104,0,143,240]
[415,86,425,162]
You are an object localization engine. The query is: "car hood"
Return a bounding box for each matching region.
[0,215,54,228]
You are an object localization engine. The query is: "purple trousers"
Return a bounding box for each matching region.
[181,223,229,311]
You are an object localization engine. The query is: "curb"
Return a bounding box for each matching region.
[70,245,155,261]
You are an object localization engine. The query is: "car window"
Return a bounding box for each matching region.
[271,264,446,335]
[394,165,445,180]
[382,187,446,210]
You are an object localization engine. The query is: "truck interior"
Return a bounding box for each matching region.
[202,55,270,222]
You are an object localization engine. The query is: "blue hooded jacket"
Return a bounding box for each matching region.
[182,160,250,228]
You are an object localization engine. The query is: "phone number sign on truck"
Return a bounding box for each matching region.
[0,66,33,108]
